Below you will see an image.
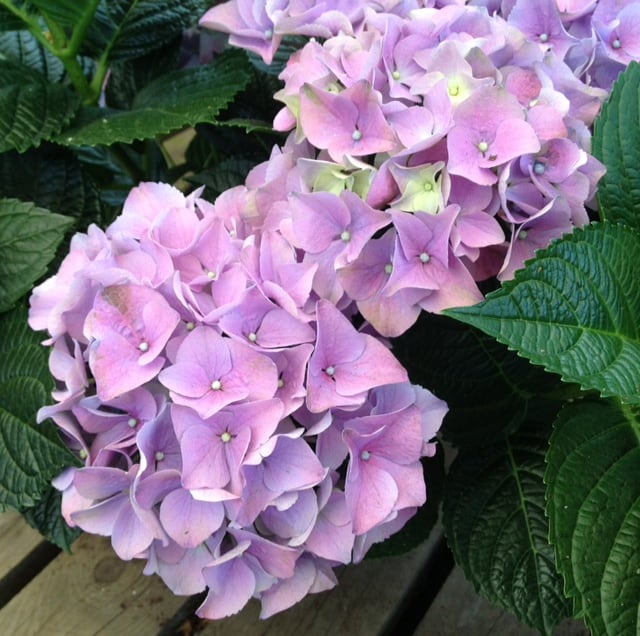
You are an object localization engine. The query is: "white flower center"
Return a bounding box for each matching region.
[539,33,549,43]
[612,38,621,50]
[248,332,257,342]
[419,252,430,263]
[477,140,489,154]
[340,230,351,242]
[221,431,232,443]
[186,321,196,331]
[325,365,336,377]
[155,451,165,461]
[392,70,401,80]
[384,263,393,275]
[139,341,149,352]
[211,379,222,390]
[361,450,371,461]
[352,129,362,141]
[127,417,137,428]
[519,230,529,240]
[533,161,546,175]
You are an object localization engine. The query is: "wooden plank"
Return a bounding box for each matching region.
[0,533,185,636]
[0,512,43,581]
[197,528,444,636]
[416,565,590,636]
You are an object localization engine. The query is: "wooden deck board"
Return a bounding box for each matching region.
[0,533,184,636]
[416,565,590,636]
[0,510,443,636]
[0,511,43,581]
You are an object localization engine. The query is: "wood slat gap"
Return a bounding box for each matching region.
[378,532,454,636]
[0,540,60,610]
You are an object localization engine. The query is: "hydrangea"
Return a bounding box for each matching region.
[30,0,640,622]
[197,0,640,337]
[30,181,446,619]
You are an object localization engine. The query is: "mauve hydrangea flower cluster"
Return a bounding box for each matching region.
[28,180,447,619]
[201,0,640,335]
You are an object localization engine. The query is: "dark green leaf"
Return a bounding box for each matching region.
[25,0,87,27]
[592,62,640,228]
[0,29,64,81]
[0,146,102,222]
[443,417,570,635]
[0,304,51,383]
[0,306,79,509]
[446,223,640,404]
[57,51,251,146]
[546,399,640,636]
[0,60,80,152]
[367,445,445,558]
[87,0,208,61]
[0,7,26,31]
[392,313,564,447]
[0,198,74,311]
[22,486,81,551]
[0,378,76,508]
[104,34,182,109]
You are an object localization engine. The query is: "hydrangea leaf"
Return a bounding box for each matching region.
[545,399,640,636]
[592,62,640,229]
[0,60,81,153]
[392,313,565,447]
[22,486,82,552]
[57,51,251,147]
[86,0,208,61]
[0,7,25,31]
[0,29,64,82]
[0,306,79,510]
[0,198,74,312]
[443,416,571,635]
[446,223,640,404]
[0,146,102,224]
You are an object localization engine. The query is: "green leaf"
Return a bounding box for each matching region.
[24,0,87,27]
[0,198,74,311]
[0,304,51,382]
[0,60,80,152]
[57,51,252,147]
[0,146,102,222]
[104,34,182,109]
[366,445,444,558]
[546,399,640,636]
[0,7,25,31]
[22,486,81,551]
[87,0,208,61]
[443,416,571,635]
[392,313,565,447]
[0,306,79,509]
[446,223,640,404]
[0,29,64,81]
[592,62,640,229]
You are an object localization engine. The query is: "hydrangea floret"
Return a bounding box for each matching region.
[30,0,640,623]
